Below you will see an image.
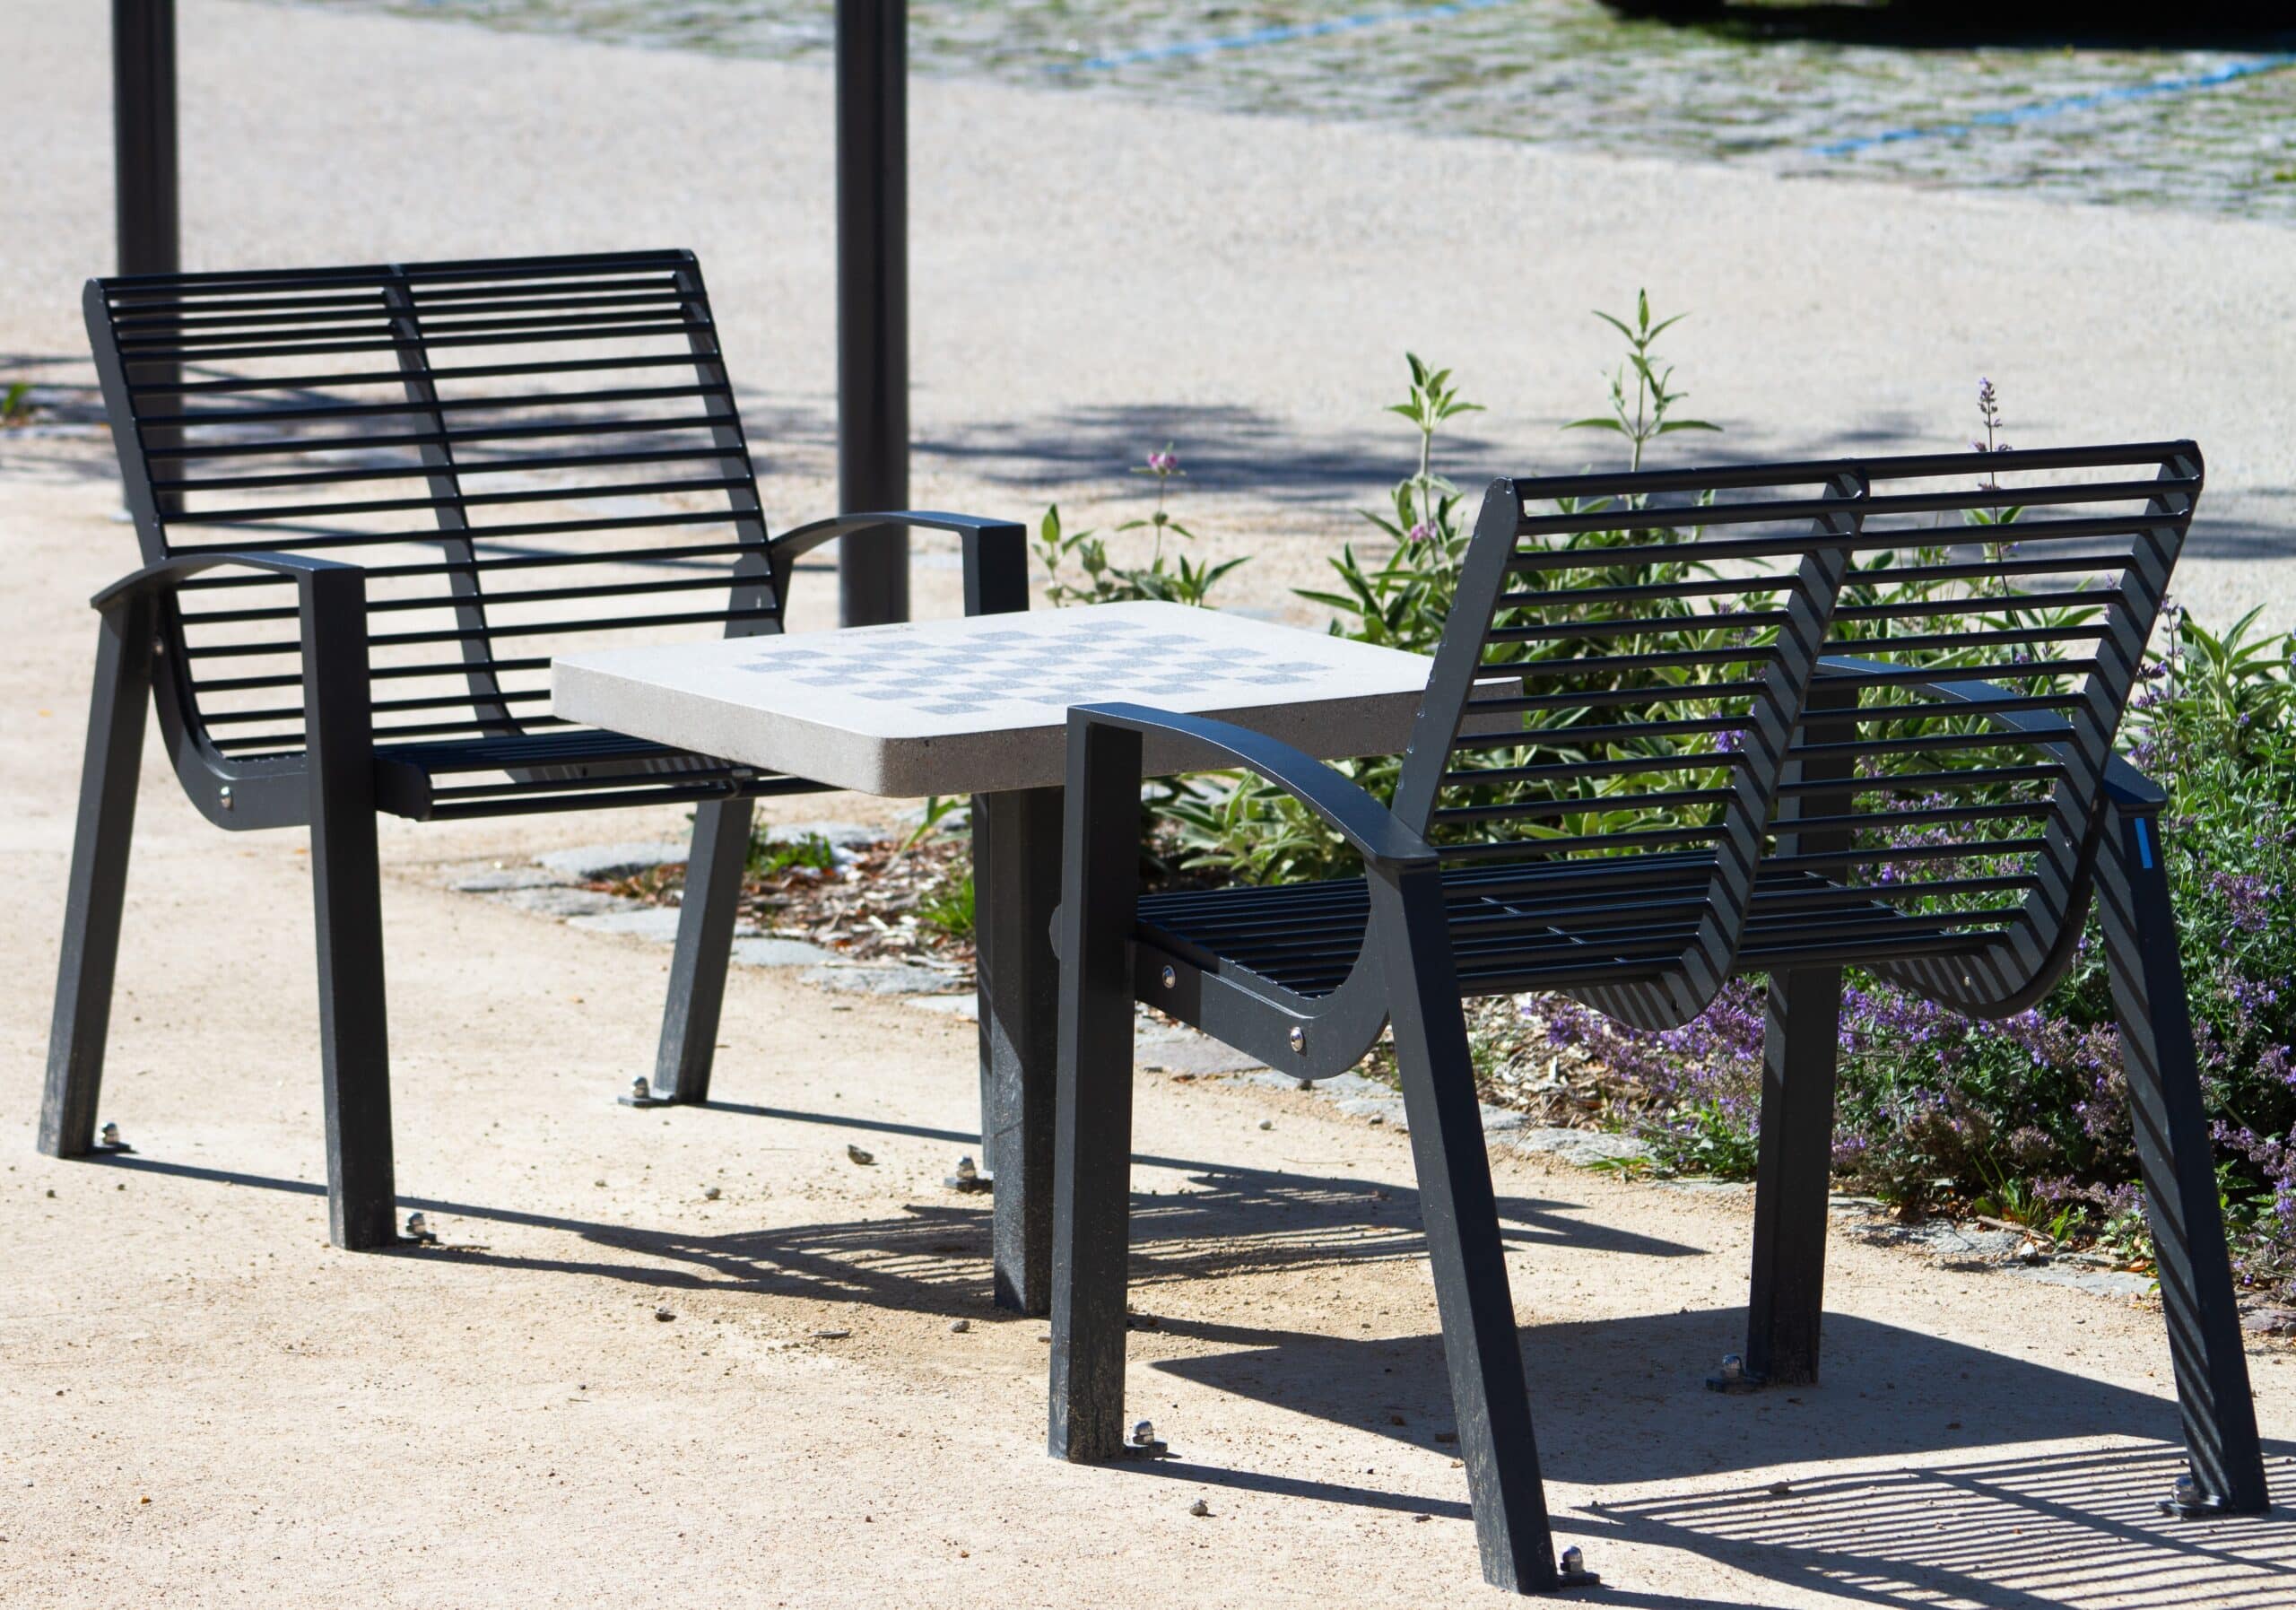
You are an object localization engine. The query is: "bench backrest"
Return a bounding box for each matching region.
[1393,443,2196,1025]
[1393,462,1863,1029]
[1779,442,2198,1014]
[84,249,776,769]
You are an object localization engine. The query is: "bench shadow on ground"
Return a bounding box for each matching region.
[83,1139,2294,1606]
[85,1120,1696,1311]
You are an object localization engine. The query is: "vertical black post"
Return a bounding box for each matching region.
[114,0,179,280]
[835,0,909,627]
[114,1,181,515]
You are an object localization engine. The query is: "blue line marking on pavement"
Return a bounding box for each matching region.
[1811,54,2296,158]
[1053,0,1518,73]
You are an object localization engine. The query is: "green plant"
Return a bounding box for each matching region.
[1034,447,1247,608]
[918,869,976,940]
[748,829,837,880]
[1296,352,1483,655]
[0,381,34,426]
[903,794,970,850]
[1564,289,1718,472]
[1648,1098,1760,1179]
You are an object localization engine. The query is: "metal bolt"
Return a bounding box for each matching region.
[1561,1546,1587,1579]
[952,1154,979,1184]
[1718,1353,1746,1383]
[404,1211,435,1243]
[1161,965,1176,989]
[630,1075,652,1102]
[100,1122,120,1148]
[1288,1026,1306,1055]
[1130,1419,1157,1449]
[218,785,233,812]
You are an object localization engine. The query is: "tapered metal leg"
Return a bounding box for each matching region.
[303,569,396,1252]
[2098,801,2269,1513]
[652,797,755,1104]
[976,785,1063,1314]
[41,599,154,1159]
[1744,966,1844,1387]
[1049,723,1141,1461]
[1376,869,1562,1595]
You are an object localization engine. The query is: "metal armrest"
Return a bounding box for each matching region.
[770,510,1028,615]
[91,549,359,613]
[90,551,372,830]
[1072,701,1435,873]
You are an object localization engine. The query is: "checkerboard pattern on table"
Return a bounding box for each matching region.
[740,614,1331,717]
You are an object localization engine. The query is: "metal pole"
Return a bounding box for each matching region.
[834,0,909,627]
[113,0,180,279]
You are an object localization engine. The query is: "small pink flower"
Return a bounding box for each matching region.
[1146,449,1178,474]
[1406,521,1435,544]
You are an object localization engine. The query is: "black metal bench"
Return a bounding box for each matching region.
[1047,444,2267,1593]
[40,249,1025,1251]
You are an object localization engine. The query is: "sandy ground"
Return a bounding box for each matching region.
[4,4,2295,1606]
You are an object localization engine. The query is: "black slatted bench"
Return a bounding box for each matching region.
[1047,444,2267,1594]
[40,249,1024,1251]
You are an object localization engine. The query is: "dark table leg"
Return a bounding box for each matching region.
[972,785,1063,1315]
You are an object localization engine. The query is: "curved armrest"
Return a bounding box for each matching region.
[770,510,1029,616]
[1073,701,1436,872]
[91,550,358,613]
[88,550,373,829]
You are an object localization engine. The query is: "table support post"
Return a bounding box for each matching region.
[973,785,1062,1315]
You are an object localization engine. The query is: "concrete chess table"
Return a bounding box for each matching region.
[552,600,1439,796]
[552,600,1437,1317]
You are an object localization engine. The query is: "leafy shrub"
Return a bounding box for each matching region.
[747,829,837,880]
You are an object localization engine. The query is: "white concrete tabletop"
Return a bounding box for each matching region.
[552,600,1437,796]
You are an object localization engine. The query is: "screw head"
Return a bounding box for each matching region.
[1288,1026,1306,1054]
[99,1122,119,1147]
[1561,1545,1586,1577]
[630,1075,651,1101]
[404,1211,430,1240]
[1161,965,1177,989]
[1718,1353,1746,1381]
[1130,1418,1157,1448]
[952,1154,979,1183]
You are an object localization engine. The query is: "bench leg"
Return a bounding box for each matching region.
[2098,801,2269,1514]
[40,601,154,1160]
[976,786,1062,1315]
[651,797,754,1104]
[1049,727,1139,1461]
[1378,870,1563,1595]
[302,570,396,1253]
[1744,966,1843,1387]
